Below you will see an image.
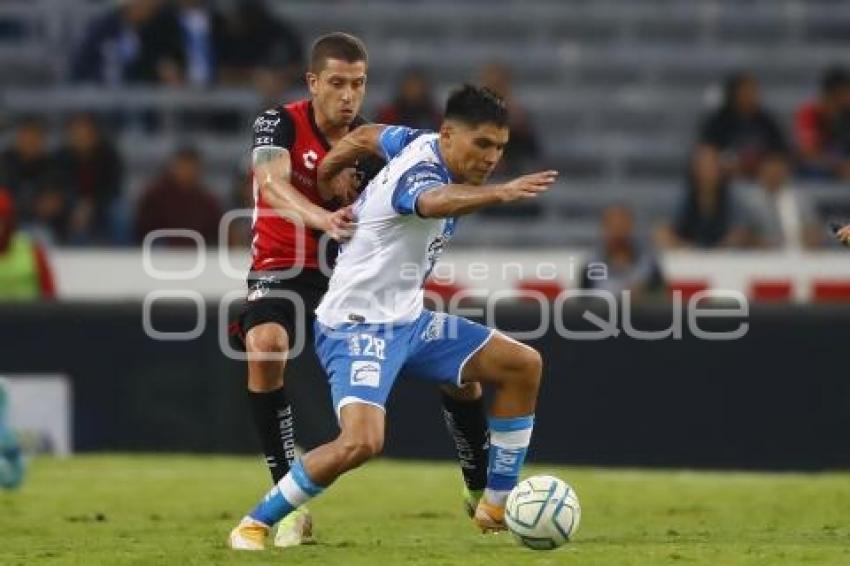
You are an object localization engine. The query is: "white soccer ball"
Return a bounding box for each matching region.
[505,475,581,550]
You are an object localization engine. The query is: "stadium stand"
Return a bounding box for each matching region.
[1,0,850,248]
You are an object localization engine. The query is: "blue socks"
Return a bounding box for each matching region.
[484,415,534,507]
[249,459,323,526]
[246,416,534,524]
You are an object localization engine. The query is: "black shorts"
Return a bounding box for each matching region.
[230,268,329,352]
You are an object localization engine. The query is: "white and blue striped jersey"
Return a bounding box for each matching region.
[315,126,457,327]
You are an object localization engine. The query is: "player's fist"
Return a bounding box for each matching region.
[325,205,357,242]
[499,170,558,202]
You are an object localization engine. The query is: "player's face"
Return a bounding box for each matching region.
[443,122,509,185]
[307,59,368,127]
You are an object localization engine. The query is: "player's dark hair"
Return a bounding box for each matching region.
[444,84,508,128]
[309,32,368,73]
[821,66,850,95]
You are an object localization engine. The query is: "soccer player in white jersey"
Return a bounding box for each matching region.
[229,85,558,549]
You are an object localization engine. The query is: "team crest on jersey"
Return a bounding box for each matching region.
[302,150,318,170]
[350,360,380,387]
[422,312,448,342]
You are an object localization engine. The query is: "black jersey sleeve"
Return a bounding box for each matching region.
[252,108,295,150]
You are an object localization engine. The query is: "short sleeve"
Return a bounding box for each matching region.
[391,162,450,216]
[252,109,294,150]
[378,125,429,160]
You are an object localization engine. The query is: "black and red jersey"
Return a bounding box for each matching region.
[249,99,380,273]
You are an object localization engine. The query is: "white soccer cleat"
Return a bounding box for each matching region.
[228,516,270,550]
[273,506,315,548]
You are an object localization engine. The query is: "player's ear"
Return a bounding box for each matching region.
[306,72,319,95]
[439,121,454,147]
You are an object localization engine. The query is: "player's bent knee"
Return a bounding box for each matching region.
[517,346,543,388]
[246,324,289,355]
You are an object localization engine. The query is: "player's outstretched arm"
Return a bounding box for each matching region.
[417,170,559,218]
[317,124,389,201]
[253,146,355,241]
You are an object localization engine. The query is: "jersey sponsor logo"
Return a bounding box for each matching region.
[302,149,318,170]
[254,115,280,134]
[351,360,381,388]
[405,169,443,195]
[408,171,442,186]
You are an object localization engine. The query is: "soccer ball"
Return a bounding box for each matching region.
[505,475,581,550]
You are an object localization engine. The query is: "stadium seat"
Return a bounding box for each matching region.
[750,279,793,302]
[812,280,850,302]
[516,279,565,301]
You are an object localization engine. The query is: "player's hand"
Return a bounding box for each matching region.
[329,167,360,205]
[325,205,357,242]
[498,170,558,203]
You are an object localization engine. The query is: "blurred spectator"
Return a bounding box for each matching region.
[479,62,540,176]
[134,147,222,246]
[218,0,304,98]
[735,156,824,250]
[693,72,788,186]
[52,113,124,245]
[659,72,792,250]
[169,0,226,87]
[0,117,65,240]
[226,160,253,249]
[71,0,184,86]
[655,163,753,249]
[0,189,56,301]
[376,67,441,130]
[794,66,850,180]
[581,205,666,298]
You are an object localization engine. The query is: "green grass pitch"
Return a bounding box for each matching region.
[1,455,849,565]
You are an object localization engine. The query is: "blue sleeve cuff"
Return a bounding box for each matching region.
[392,163,449,215]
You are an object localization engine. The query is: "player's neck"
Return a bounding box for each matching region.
[313,108,349,146]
